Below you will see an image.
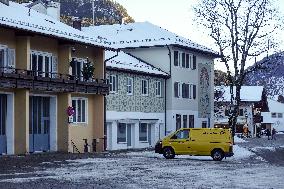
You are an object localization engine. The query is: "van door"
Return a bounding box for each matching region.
[169,129,192,154]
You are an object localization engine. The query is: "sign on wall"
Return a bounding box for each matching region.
[0,0,9,6]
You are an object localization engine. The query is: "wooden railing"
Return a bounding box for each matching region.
[0,67,109,94]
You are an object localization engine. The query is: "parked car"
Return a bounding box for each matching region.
[155,128,234,161]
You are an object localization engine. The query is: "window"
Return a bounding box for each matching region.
[182,83,189,98]
[278,113,283,118]
[155,81,162,97]
[30,51,52,77]
[181,53,186,67]
[239,109,244,116]
[188,84,196,99]
[70,57,87,81]
[139,123,148,141]
[189,115,194,128]
[109,75,118,93]
[117,123,126,143]
[176,114,181,130]
[174,51,179,66]
[192,55,197,70]
[271,113,277,118]
[72,98,87,124]
[0,45,15,73]
[183,115,187,128]
[174,82,181,98]
[126,77,133,95]
[141,79,149,96]
[202,121,207,128]
[185,54,190,68]
[174,130,189,139]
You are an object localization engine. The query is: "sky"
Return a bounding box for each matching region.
[114,0,284,71]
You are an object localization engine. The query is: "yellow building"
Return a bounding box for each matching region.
[0,1,110,154]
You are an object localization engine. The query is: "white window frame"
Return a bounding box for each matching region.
[109,74,118,93]
[30,50,53,77]
[126,77,133,95]
[139,123,148,142]
[71,97,88,124]
[155,81,162,97]
[174,81,181,98]
[71,57,87,81]
[141,79,149,96]
[189,84,193,99]
[0,45,7,68]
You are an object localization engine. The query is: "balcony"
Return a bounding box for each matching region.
[0,67,109,95]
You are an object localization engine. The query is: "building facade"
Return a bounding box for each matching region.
[262,99,284,132]
[0,1,110,155]
[105,51,168,150]
[84,22,218,136]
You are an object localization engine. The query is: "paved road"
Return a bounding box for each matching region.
[0,135,283,189]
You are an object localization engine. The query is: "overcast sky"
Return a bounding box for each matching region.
[114,0,284,71]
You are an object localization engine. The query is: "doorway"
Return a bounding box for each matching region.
[29,96,50,152]
[0,94,7,154]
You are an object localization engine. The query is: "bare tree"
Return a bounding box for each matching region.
[193,0,283,138]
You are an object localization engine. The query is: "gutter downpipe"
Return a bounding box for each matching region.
[103,49,119,151]
[165,45,172,136]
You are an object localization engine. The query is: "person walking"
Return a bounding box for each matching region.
[272,128,277,140]
[266,128,271,140]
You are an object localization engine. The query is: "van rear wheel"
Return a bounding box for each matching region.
[211,149,224,161]
[163,147,175,159]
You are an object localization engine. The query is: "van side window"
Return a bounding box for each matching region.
[174,130,189,139]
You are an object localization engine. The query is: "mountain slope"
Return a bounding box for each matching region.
[244,52,284,98]
[13,0,134,26]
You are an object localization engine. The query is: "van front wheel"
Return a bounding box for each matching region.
[163,147,175,159]
[211,149,224,161]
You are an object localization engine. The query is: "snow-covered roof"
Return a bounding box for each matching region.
[105,50,169,77]
[0,1,112,49]
[83,22,218,56]
[215,86,264,102]
[267,99,284,112]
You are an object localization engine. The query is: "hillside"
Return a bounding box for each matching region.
[244,52,284,98]
[13,0,135,26]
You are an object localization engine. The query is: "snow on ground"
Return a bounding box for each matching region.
[234,136,248,143]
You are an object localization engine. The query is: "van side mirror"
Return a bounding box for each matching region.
[171,135,177,139]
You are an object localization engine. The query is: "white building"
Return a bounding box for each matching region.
[105,51,168,150]
[262,99,284,132]
[84,22,218,138]
[214,86,266,136]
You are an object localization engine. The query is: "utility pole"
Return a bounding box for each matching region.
[92,0,95,26]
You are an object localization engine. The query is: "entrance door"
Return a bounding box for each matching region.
[127,124,131,147]
[29,96,50,152]
[0,94,7,154]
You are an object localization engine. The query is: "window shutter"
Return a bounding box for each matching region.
[174,82,179,97]
[182,53,185,67]
[185,84,189,98]
[193,85,196,99]
[52,56,58,78]
[193,55,196,70]
[186,54,189,68]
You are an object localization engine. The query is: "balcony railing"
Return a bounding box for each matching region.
[0,67,109,95]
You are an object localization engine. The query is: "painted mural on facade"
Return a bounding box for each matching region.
[198,63,211,118]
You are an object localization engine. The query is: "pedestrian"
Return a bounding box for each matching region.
[272,128,277,140]
[266,128,271,140]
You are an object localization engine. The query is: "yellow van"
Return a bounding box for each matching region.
[155,128,233,161]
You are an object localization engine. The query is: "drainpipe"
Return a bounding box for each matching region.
[165,45,172,136]
[103,50,119,150]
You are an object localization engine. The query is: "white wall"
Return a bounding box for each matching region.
[106,111,165,150]
[6,93,14,155]
[50,96,57,151]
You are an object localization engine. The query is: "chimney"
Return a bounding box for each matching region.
[46,1,60,21]
[72,17,82,31]
[0,0,9,6]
